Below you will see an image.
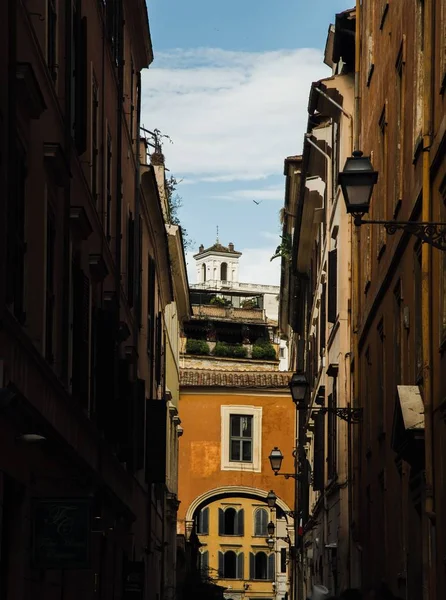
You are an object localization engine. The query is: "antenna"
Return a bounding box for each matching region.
[216,225,219,243]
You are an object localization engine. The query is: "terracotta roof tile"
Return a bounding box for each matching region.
[180,369,293,388]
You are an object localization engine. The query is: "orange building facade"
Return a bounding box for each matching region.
[178,376,297,600]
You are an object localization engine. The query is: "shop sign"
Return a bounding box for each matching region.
[31,498,90,569]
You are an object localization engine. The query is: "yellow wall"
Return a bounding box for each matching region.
[198,495,284,598]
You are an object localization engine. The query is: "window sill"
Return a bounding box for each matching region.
[221,462,259,473]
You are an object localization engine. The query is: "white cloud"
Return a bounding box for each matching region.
[141,47,329,183]
[211,185,285,202]
[185,245,281,286]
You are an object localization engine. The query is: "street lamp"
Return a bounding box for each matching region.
[266,537,275,550]
[288,373,363,423]
[267,521,275,536]
[269,447,300,479]
[266,490,277,509]
[269,447,284,473]
[288,372,309,407]
[339,151,446,251]
[338,151,378,215]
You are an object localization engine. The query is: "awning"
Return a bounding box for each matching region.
[396,385,424,431]
[391,385,425,466]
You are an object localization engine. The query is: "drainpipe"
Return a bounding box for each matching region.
[114,0,124,415]
[6,0,17,316]
[422,0,435,599]
[61,0,74,384]
[313,86,353,155]
[132,71,142,469]
[351,0,361,589]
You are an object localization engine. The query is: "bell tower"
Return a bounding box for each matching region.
[193,240,242,286]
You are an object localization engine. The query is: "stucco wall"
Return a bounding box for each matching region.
[177,389,296,525]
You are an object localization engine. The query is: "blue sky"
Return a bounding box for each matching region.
[142,0,354,284]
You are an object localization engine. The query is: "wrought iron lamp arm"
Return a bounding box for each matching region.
[353,216,446,251]
[305,406,363,424]
[273,472,301,480]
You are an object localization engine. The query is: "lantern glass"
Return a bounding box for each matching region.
[267,537,275,550]
[266,490,277,509]
[289,373,308,405]
[269,447,284,473]
[338,151,378,215]
[267,521,275,536]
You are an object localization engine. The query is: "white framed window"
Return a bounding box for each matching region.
[221,405,262,472]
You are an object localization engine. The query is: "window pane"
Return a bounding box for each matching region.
[241,416,252,438]
[230,440,240,461]
[242,440,252,461]
[230,415,241,437]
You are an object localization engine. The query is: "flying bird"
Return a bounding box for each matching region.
[253,200,262,205]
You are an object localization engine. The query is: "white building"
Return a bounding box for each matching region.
[190,240,288,370]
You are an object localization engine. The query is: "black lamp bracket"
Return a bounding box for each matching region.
[353,216,446,251]
[274,472,301,480]
[303,406,363,424]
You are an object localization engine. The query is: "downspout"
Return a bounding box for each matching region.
[132,71,142,470]
[114,0,124,421]
[5,0,17,315]
[351,0,361,590]
[313,86,353,156]
[303,133,331,580]
[422,0,435,599]
[62,0,74,384]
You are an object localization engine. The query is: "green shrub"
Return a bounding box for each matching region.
[231,344,248,358]
[210,296,231,307]
[214,342,248,358]
[252,340,277,360]
[186,338,210,355]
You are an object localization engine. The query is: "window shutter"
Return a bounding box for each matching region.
[254,509,261,535]
[155,312,162,385]
[218,551,224,577]
[328,249,338,323]
[202,507,209,534]
[313,411,325,491]
[94,308,115,435]
[127,212,134,307]
[74,16,88,154]
[237,508,244,535]
[72,265,90,410]
[320,282,326,355]
[145,400,167,483]
[218,508,224,536]
[237,552,244,580]
[201,550,209,575]
[260,509,267,535]
[147,255,156,356]
[280,547,287,573]
[136,215,143,325]
[327,392,337,480]
[249,552,255,580]
[117,359,132,465]
[268,552,275,580]
[135,379,145,470]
